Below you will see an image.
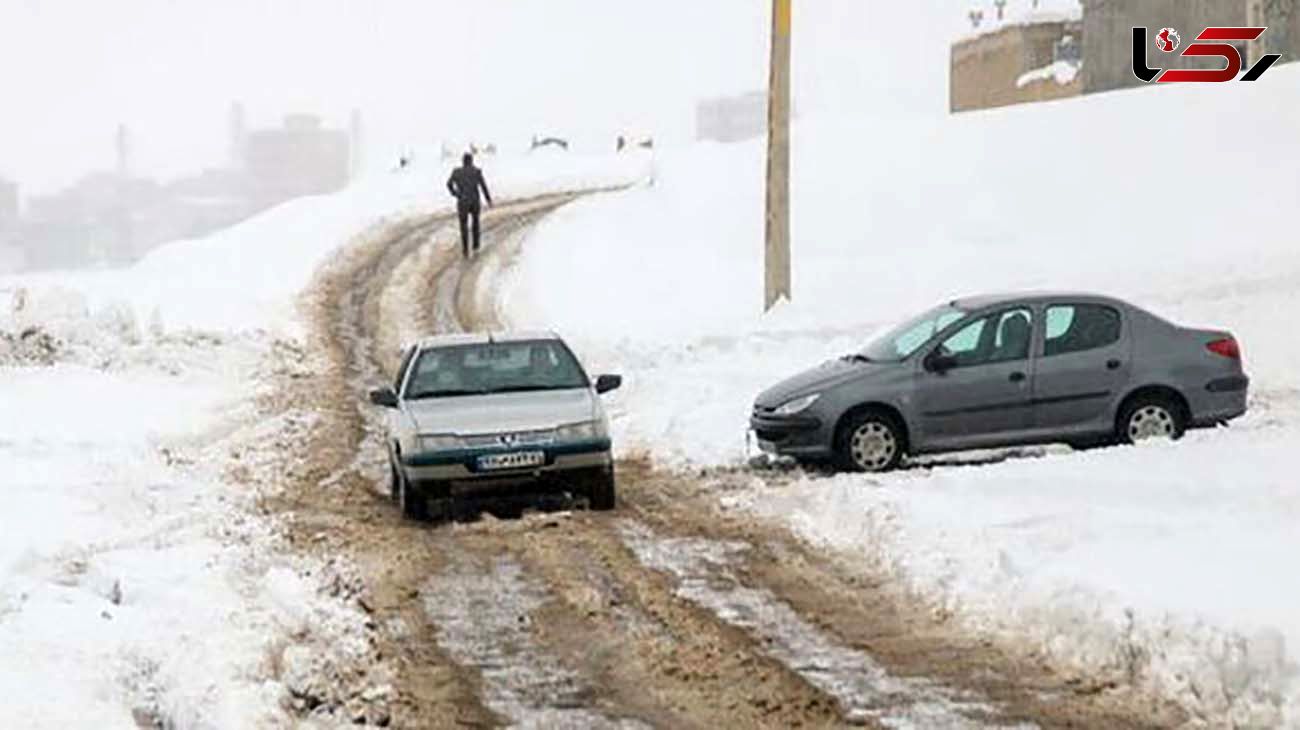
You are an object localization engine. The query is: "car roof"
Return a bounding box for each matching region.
[951,291,1125,311]
[410,331,562,350]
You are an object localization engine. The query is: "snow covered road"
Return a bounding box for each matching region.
[249,195,1184,729]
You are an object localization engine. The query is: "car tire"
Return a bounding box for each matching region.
[1118,393,1186,444]
[586,468,617,511]
[388,457,401,502]
[836,410,905,473]
[427,497,453,523]
[399,471,430,522]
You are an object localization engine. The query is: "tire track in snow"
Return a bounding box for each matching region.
[361,196,682,727]
[615,519,1013,729]
[423,551,652,730]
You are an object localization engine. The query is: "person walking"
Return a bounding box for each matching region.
[446,153,493,258]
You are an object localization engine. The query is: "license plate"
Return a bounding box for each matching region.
[477,451,545,471]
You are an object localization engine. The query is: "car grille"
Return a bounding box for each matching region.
[461,428,556,448]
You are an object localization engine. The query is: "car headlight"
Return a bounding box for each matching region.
[554,420,604,441]
[418,434,462,452]
[773,393,820,416]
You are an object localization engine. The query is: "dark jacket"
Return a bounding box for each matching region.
[447,165,492,208]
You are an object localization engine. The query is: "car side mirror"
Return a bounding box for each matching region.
[369,387,399,408]
[925,352,958,375]
[594,374,622,395]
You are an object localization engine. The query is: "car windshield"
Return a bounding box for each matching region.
[858,304,968,362]
[404,340,589,399]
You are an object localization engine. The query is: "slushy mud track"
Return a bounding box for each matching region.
[258,194,1187,728]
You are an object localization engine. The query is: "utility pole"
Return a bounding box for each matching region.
[764,0,792,311]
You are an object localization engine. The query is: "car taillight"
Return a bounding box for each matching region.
[1207,337,1241,360]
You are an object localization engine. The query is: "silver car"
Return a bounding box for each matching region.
[369,332,622,521]
[751,292,1248,472]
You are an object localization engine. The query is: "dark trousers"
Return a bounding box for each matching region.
[457,202,481,257]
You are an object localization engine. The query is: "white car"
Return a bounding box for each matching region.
[368,332,621,521]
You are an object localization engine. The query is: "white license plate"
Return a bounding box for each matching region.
[477,451,546,471]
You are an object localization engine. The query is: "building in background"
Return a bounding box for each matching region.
[951,11,1084,112]
[1080,0,1246,93]
[17,106,357,271]
[243,114,351,212]
[696,91,769,144]
[1247,0,1299,67]
[953,0,1299,112]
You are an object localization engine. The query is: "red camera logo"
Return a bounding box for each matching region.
[1133,26,1282,83]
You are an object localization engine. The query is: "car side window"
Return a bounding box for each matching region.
[394,346,417,393]
[1043,305,1121,357]
[937,308,1033,368]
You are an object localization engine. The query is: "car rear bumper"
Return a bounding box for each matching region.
[1190,376,1249,427]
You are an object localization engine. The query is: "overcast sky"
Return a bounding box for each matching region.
[0,1,973,200]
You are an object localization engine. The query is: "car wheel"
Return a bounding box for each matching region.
[399,471,430,522]
[586,468,617,511]
[1119,394,1185,444]
[837,410,904,473]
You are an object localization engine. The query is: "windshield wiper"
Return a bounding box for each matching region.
[491,384,579,394]
[407,388,486,400]
[841,353,872,364]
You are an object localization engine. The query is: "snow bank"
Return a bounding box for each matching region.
[499,63,1300,725]
[1017,60,1080,88]
[0,338,369,727]
[742,413,1300,727]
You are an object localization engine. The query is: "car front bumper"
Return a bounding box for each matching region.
[749,412,832,459]
[402,438,613,486]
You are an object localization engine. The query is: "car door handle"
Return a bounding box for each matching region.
[1009,371,1026,383]
[1106,359,1122,370]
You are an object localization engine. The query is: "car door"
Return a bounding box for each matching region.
[1032,303,1130,432]
[914,307,1037,449]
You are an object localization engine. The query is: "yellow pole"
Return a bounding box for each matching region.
[765,0,793,311]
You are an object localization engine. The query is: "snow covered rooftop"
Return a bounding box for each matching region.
[955,0,1083,43]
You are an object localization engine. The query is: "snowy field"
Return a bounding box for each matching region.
[0,317,375,727]
[0,151,648,726]
[498,67,1300,726]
